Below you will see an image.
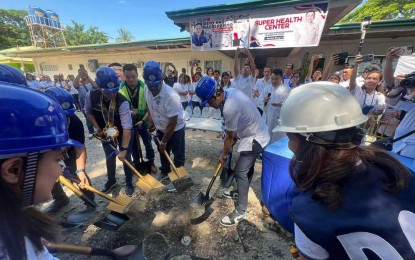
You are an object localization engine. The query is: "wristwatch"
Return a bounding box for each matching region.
[75,168,85,174]
[120,146,128,151]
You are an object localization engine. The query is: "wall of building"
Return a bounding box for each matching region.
[31,35,414,80]
[33,49,234,79]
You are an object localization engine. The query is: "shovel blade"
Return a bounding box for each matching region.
[189,191,210,220]
[135,179,153,193]
[175,166,189,178]
[168,171,180,181]
[142,174,164,189]
[113,193,133,206]
[107,202,126,214]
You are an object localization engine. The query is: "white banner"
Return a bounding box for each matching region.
[249,2,329,49]
[190,13,250,51]
[189,1,329,51]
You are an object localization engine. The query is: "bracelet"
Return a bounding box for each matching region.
[160,141,167,145]
[75,168,85,174]
[221,155,228,160]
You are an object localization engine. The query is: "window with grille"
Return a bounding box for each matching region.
[204,60,222,72]
[40,64,58,71]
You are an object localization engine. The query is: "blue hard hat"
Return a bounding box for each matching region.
[95,67,120,94]
[143,60,163,87]
[45,87,76,116]
[196,76,216,107]
[0,64,27,87]
[0,82,82,155]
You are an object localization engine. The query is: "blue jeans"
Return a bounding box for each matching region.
[102,138,134,184]
[154,127,185,175]
[130,126,155,163]
[234,139,264,212]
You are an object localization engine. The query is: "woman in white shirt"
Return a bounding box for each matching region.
[220,71,232,90]
[189,72,203,116]
[173,73,191,110]
[26,73,40,90]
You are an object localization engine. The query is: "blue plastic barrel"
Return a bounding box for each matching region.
[27,6,47,25]
[45,10,61,28]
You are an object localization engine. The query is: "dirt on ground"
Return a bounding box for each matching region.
[43,111,294,259]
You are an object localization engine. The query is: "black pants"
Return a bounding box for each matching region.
[72,94,81,111]
[191,101,203,116]
[181,101,189,111]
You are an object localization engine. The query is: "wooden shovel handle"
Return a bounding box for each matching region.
[123,159,153,188]
[59,176,83,197]
[155,137,179,173]
[205,163,224,198]
[66,176,125,205]
[47,243,92,255]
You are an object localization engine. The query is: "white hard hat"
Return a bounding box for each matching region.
[273,82,367,133]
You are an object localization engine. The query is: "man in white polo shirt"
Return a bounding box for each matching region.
[233,47,256,100]
[143,60,186,181]
[253,66,272,115]
[196,76,270,227]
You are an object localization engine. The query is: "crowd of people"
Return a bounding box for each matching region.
[1,44,414,259]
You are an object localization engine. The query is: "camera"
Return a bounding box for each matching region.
[399,73,415,89]
[361,16,371,31]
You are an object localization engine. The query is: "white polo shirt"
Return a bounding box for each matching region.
[145,83,186,133]
[393,106,415,159]
[254,77,272,109]
[233,73,255,101]
[353,85,385,112]
[190,83,201,102]
[173,83,190,102]
[223,88,270,152]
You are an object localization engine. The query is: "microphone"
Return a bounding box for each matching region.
[264,93,271,106]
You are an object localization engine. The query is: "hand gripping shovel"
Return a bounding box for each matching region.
[93,135,164,192]
[47,243,143,260]
[155,137,189,181]
[190,163,223,220]
[64,174,132,214]
[220,138,238,188]
[58,176,97,208]
[220,150,235,188]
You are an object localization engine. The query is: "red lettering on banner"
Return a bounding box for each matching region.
[265,23,290,30]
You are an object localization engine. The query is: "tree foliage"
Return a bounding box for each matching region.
[65,20,109,46]
[0,9,31,50]
[116,28,135,43]
[339,0,415,23]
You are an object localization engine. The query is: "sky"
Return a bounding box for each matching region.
[1,0,236,42]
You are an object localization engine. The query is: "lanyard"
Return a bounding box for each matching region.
[363,91,375,107]
[100,94,119,142]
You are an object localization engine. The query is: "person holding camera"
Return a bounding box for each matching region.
[349,55,386,116]
[233,47,256,100]
[74,65,98,138]
[163,62,178,88]
[391,73,415,159]
[383,47,415,159]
